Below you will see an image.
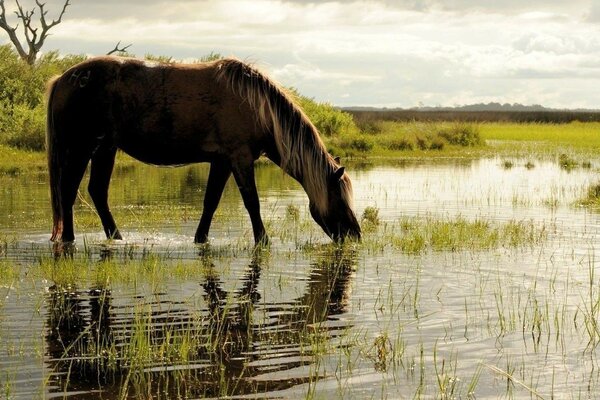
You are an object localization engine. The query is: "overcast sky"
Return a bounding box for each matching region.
[2,0,600,108]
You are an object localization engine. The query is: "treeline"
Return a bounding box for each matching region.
[348,110,600,125]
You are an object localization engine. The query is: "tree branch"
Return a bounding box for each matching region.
[0,0,28,59]
[107,40,132,55]
[0,0,71,64]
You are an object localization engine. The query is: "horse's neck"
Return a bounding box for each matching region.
[290,150,331,213]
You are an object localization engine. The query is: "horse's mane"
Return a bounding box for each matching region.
[215,58,339,214]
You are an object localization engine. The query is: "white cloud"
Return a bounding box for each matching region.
[1,0,599,108]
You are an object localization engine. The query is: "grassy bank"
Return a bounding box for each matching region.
[3,121,600,177]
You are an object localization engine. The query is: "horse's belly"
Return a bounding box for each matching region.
[117,134,217,166]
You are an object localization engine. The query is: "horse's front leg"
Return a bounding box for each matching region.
[231,159,269,245]
[194,160,232,243]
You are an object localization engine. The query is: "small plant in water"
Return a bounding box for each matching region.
[286,204,301,222]
[524,161,535,170]
[578,182,600,208]
[559,153,577,170]
[361,206,380,232]
[502,160,514,169]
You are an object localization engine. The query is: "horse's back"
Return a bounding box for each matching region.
[52,57,255,165]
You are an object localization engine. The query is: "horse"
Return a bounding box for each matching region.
[46,56,361,245]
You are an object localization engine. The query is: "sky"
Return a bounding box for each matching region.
[2,0,600,109]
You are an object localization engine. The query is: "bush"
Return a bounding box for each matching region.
[384,137,414,151]
[438,123,482,146]
[292,89,358,137]
[0,46,85,150]
[348,136,374,152]
[4,103,46,151]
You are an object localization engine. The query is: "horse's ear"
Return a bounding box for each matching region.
[334,156,341,164]
[332,167,345,182]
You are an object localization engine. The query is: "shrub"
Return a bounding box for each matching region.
[348,136,374,152]
[285,204,300,222]
[384,137,414,151]
[438,123,482,146]
[0,46,85,150]
[292,89,358,137]
[4,104,46,151]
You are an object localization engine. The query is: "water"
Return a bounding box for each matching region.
[1,157,600,398]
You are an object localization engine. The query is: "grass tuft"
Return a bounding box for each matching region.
[383,217,546,254]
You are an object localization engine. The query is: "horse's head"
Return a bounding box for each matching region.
[310,166,361,242]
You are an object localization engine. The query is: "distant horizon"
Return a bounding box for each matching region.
[341,102,600,112]
[1,0,599,109]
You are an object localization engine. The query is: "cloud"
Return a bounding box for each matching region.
[280,0,590,15]
[2,0,599,108]
[586,0,600,22]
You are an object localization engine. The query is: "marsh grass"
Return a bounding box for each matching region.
[0,225,597,398]
[558,153,578,171]
[480,122,600,160]
[362,216,546,254]
[0,144,46,172]
[0,260,18,289]
[333,121,482,157]
[361,206,380,233]
[576,182,600,208]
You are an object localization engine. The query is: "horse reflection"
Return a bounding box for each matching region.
[43,247,357,398]
[45,285,114,395]
[189,247,357,397]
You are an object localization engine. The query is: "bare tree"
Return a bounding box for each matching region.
[0,0,71,65]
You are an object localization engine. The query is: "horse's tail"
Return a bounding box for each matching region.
[46,76,63,241]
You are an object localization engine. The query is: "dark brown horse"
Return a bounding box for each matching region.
[46,56,361,244]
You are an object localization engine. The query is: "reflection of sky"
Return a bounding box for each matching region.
[351,158,598,224]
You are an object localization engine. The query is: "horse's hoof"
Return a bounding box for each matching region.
[255,235,270,247]
[194,235,209,244]
[52,241,76,259]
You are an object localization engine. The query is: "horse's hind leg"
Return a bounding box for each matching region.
[88,146,122,240]
[231,159,269,245]
[194,160,231,243]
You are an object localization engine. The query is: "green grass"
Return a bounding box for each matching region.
[479,122,600,160]
[3,120,600,176]
[363,216,546,255]
[327,121,600,160]
[326,121,484,158]
[480,121,600,147]
[577,182,600,208]
[0,144,46,174]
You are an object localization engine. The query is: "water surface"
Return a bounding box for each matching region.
[1,157,600,398]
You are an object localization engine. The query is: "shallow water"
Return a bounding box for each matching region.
[2,157,600,398]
